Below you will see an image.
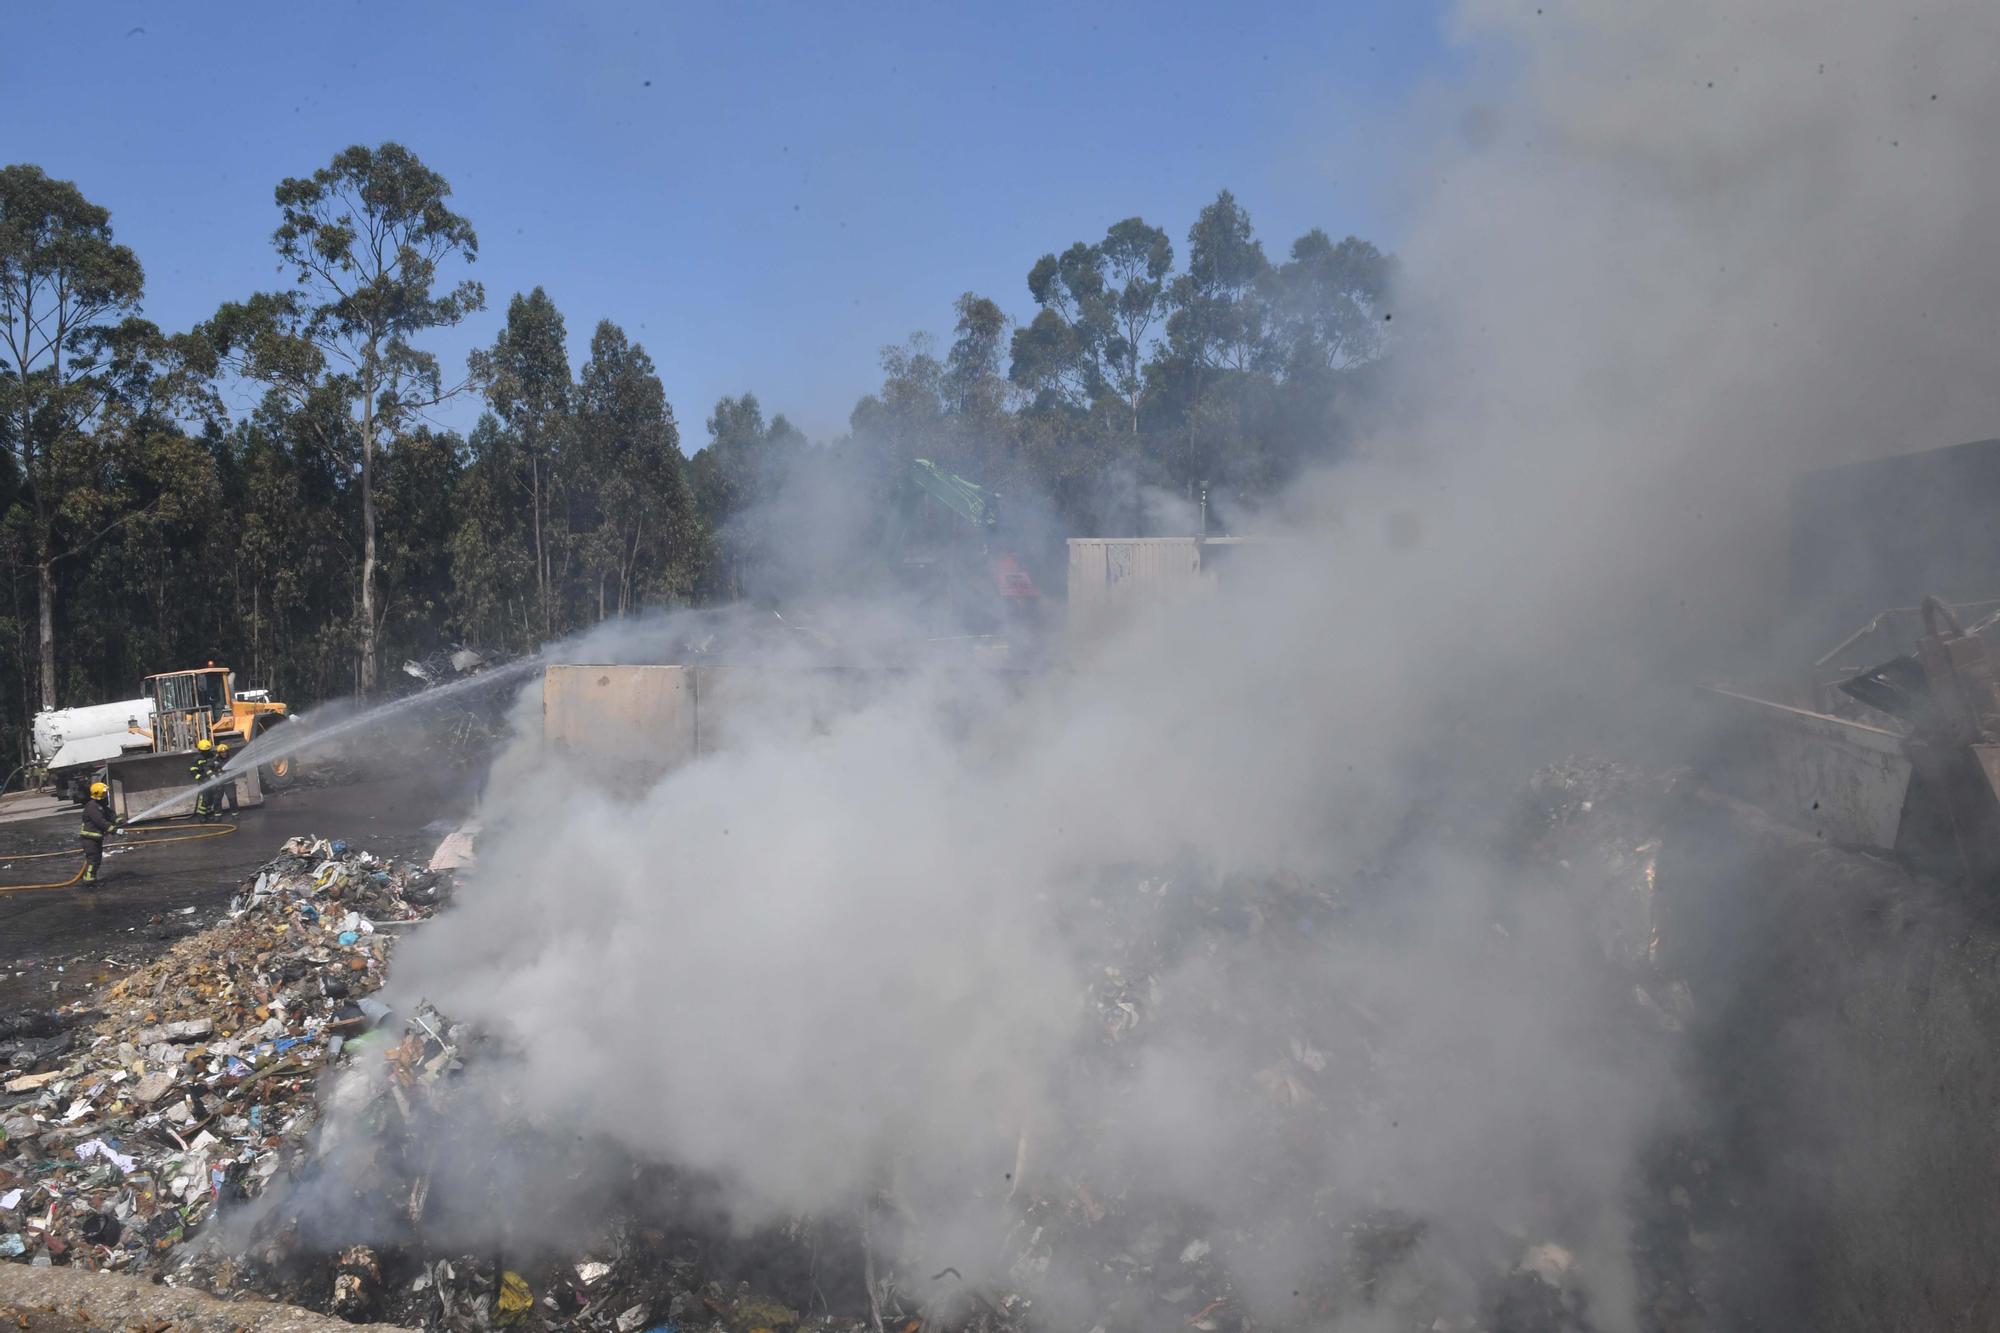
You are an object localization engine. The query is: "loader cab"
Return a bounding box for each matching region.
[190,669,229,722]
[111,663,295,797]
[143,665,236,751]
[146,665,234,716]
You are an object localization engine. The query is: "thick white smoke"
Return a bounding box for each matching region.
[373,2,2000,1326]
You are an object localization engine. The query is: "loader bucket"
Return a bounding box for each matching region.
[104,750,262,822]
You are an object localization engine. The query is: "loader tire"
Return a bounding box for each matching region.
[253,715,297,790]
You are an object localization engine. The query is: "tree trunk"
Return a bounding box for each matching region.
[20,385,56,712]
[358,354,379,692]
[530,453,546,637]
[623,517,641,615]
[36,557,55,711]
[13,566,27,733]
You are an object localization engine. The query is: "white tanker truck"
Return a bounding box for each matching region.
[32,697,157,801]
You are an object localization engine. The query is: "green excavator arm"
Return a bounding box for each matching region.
[908,458,998,531]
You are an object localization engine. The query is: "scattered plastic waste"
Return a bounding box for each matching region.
[75,1139,136,1173]
[497,1270,534,1325]
[0,834,449,1273]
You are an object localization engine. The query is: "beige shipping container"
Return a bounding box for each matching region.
[1066,536,1255,645]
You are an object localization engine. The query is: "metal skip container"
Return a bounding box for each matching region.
[1700,685,1914,851]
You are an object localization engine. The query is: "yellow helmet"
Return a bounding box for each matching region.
[216,743,231,757]
[89,781,108,800]
[196,738,214,752]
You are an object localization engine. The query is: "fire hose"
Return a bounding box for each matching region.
[0,821,238,895]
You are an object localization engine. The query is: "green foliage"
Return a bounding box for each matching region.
[449,413,535,649]
[0,159,1394,772]
[269,143,485,404]
[574,320,701,616]
[467,287,571,637]
[0,163,213,710]
[207,142,484,690]
[689,392,805,600]
[1011,218,1173,435]
[451,300,704,647]
[376,426,462,651]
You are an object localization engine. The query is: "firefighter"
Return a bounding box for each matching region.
[79,780,118,886]
[191,737,219,818]
[212,742,239,816]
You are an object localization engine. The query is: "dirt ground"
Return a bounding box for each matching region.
[0,769,471,1016]
[0,1262,402,1333]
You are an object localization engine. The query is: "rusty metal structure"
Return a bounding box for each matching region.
[1706,596,2000,882]
[1701,437,2000,882]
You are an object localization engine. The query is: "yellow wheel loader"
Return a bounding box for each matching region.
[100,664,297,820]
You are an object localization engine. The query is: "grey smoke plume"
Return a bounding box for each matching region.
[364,1,2000,1325]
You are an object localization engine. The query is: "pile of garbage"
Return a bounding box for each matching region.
[213,857,1623,1333]
[5,782,1709,1332]
[0,837,449,1273]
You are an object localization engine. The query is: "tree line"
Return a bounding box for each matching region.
[0,144,1392,759]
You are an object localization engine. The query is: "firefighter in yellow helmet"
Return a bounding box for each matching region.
[79,780,119,886]
[212,742,239,816]
[190,737,220,818]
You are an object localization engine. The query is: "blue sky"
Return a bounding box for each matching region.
[6,1,1455,444]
